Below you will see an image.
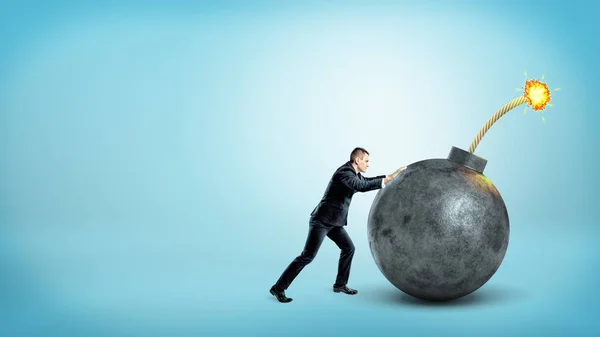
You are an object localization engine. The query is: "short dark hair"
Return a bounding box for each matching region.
[350,147,369,163]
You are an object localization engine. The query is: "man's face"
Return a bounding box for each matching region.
[356,154,369,173]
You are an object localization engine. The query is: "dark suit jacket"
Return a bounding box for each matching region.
[310,161,385,227]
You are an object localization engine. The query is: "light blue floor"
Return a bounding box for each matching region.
[2,224,598,337]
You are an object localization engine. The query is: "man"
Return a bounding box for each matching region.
[270,147,406,303]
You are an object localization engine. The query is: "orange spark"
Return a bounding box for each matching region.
[524,79,551,111]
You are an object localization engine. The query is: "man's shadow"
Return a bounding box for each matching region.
[365,284,528,307]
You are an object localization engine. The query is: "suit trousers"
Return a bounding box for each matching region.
[275,220,356,290]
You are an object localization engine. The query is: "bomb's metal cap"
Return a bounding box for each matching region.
[447,146,487,173]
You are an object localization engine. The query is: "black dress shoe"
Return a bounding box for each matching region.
[333,285,358,295]
[270,285,293,303]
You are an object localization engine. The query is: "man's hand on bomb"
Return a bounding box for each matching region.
[384,166,407,184]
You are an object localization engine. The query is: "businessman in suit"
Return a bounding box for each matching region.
[270,147,406,303]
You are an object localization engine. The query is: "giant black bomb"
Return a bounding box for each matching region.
[367,77,554,301]
[367,147,509,301]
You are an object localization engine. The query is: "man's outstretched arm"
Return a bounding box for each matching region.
[340,166,407,192]
[338,168,384,192]
[365,166,406,181]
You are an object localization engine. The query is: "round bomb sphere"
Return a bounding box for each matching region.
[367,147,509,301]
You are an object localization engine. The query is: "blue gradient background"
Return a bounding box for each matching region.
[1,1,598,336]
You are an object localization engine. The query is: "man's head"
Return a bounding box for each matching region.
[350,147,370,173]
